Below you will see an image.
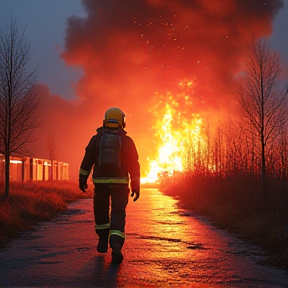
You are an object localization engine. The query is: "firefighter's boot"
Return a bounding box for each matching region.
[96,229,109,253]
[110,234,124,264]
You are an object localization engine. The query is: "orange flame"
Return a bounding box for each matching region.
[142,80,206,183]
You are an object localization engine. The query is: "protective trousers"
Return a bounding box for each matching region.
[93,184,129,251]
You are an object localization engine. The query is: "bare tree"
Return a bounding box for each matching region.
[0,19,40,199]
[237,38,288,181]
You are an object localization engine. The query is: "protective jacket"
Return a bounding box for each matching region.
[79,127,140,192]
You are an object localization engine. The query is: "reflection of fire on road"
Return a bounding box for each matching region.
[141,80,206,184]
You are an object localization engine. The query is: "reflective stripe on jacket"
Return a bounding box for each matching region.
[79,168,90,176]
[93,177,129,184]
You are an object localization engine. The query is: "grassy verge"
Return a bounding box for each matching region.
[161,174,288,272]
[0,181,93,249]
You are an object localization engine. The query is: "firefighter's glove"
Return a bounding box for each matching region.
[80,182,88,193]
[131,190,140,202]
[79,174,88,193]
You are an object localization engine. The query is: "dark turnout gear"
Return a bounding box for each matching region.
[79,107,140,264]
[96,228,109,253]
[110,234,124,264]
[93,183,129,254]
[80,126,140,190]
[79,174,88,192]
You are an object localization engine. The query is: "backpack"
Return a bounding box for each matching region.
[98,133,122,168]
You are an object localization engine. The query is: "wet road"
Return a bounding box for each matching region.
[1,188,288,287]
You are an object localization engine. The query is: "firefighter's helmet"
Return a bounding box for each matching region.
[103,107,126,128]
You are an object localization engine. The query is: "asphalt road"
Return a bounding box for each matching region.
[1,187,288,287]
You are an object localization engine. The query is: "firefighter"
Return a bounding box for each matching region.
[79,107,140,264]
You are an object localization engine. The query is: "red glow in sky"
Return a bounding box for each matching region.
[29,0,284,179]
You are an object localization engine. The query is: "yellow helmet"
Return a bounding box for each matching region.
[103,107,126,128]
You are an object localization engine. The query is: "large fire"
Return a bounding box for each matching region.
[142,80,205,184]
[32,0,281,180]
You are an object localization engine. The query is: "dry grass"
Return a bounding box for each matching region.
[0,181,93,248]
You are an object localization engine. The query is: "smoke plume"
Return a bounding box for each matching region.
[33,0,284,178]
